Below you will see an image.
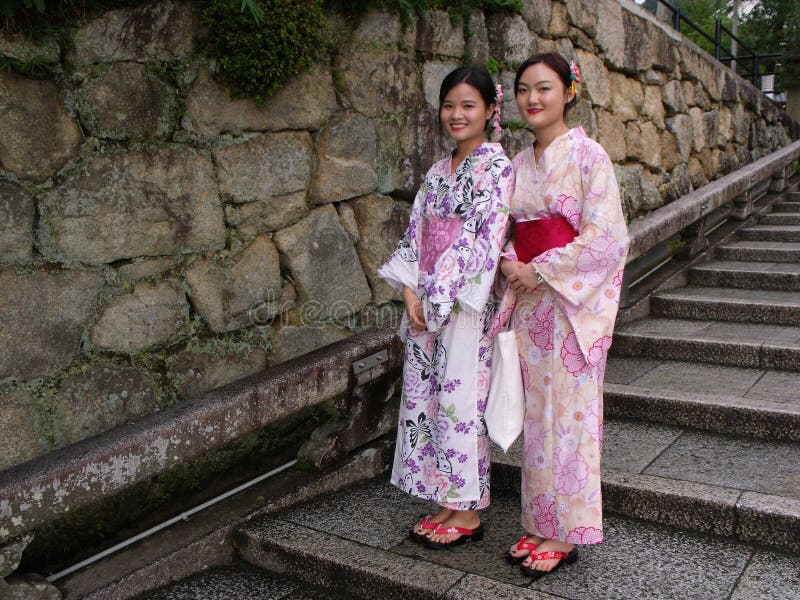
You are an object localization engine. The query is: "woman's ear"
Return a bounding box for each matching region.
[486,102,496,121]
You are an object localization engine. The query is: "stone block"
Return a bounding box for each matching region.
[486,14,534,65]
[622,10,653,72]
[336,203,360,245]
[70,0,194,65]
[3,573,61,599]
[91,282,188,354]
[422,60,461,110]
[595,0,625,69]
[499,128,535,161]
[689,106,706,152]
[183,64,337,139]
[0,389,42,470]
[688,157,708,189]
[214,132,312,204]
[77,62,174,140]
[39,145,225,264]
[118,257,174,282]
[661,130,681,172]
[310,112,377,204]
[549,2,569,37]
[616,164,644,217]
[650,23,677,73]
[352,10,412,48]
[567,98,597,138]
[520,0,551,33]
[173,348,266,399]
[267,324,350,366]
[348,195,411,304]
[0,182,33,265]
[0,71,82,183]
[565,0,597,37]
[597,109,626,162]
[643,85,666,129]
[336,49,422,118]
[0,269,103,380]
[661,79,686,115]
[0,533,33,578]
[576,49,610,109]
[682,80,709,109]
[52,363,156,446]
[186,235,283,333]
[465,12,490,64]
[666,114,693,162]
[273,205,371,319]
[608,72,643,122]
[226,191,309,236]
[716,107,732,148]
[416,9,465,57]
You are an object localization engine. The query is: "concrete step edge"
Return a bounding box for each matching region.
[650,294,800,325]
[234,519,560,600]
[604,383,800,442]
[490,463,800,553]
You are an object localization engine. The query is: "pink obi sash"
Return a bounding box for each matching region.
[513,216,577,263]
[420,217,462,273]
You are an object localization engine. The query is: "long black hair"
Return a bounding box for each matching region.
[514,52,577,116]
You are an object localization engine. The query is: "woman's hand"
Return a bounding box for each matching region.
[506,262,543,294]
[500,257,518,279]
[402,286,427,331]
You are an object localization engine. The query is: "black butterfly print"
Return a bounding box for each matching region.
[403,411,434,460]
[396,238,417,262]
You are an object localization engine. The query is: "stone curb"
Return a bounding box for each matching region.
[234,519,563,600]
[0,328,403,545]
[688,261,800,291]
[650,288,800,325]
[715,241,800,263]
[604,383,800,442]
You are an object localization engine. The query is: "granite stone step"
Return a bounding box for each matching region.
[760,212,800,225]
[737,225,800,242]
[772,201,800,212]
[134,563,346,600]
[650,286,800,325]
[714,241,800,263]
[604,357,800,442]
[611,317,800,369]
[234,478,800,600]
[688,260,800,291]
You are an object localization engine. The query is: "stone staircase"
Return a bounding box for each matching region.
[135,190,800,599]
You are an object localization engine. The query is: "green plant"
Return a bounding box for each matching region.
[200,0,327,104]
[0,53,50,74]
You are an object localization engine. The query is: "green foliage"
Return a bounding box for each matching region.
[0,53,50,74]
[486,56,500,75]
[738,0,800,89]
[200,0,327,104]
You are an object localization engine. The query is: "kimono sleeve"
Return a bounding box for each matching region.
[421,155,513,332]
[531,145,630,359]
[377,186,423,294]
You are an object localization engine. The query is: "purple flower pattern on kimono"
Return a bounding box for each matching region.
[378,142,513,509]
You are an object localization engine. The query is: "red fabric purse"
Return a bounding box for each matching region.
[512,216,577,263]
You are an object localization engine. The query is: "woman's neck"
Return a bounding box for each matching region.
[533,122,570,160]
[452,137,486,172]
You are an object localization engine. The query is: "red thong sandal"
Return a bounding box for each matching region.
[520,548,579,579]
[424,524,485,550]
[409,515,439,542]
[506,536,539,564]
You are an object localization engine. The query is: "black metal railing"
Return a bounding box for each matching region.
[641,0,783,99]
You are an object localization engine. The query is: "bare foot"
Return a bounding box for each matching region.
[508,533,543,561]
[521,539,575,572]
[426,509,481,544]
[412,508,453,537]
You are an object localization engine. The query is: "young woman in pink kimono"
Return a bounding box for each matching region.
[378,66,513,549]
[496,53,629,577]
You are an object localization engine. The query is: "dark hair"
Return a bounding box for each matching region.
[514,52,577,115]
[438,65,497,117]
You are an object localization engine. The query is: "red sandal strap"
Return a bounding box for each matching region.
[515,536,539,551]
[418,515,437,530]
[531,550,570,561]
[432,525,477,536]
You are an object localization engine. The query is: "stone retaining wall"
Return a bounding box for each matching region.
[0,0,796,472]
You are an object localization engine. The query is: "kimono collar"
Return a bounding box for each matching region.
[451,142,504,176]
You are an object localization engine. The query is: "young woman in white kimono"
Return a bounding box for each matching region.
[495,53,630,577]
[378,66,514,549]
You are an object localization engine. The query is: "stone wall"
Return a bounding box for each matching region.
[0,0,796,472]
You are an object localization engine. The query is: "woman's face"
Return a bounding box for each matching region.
[515,62,573,132]
[440,82,494,146]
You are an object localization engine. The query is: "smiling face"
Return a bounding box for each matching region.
[515,62,574,133]
[440,82,495,147]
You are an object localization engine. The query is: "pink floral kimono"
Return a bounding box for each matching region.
[378,143,513,509]
[495,127,629,543]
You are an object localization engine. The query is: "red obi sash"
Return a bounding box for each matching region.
[513,216,577,263]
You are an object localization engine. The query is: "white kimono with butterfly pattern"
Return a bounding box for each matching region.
[378,142,513,509]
